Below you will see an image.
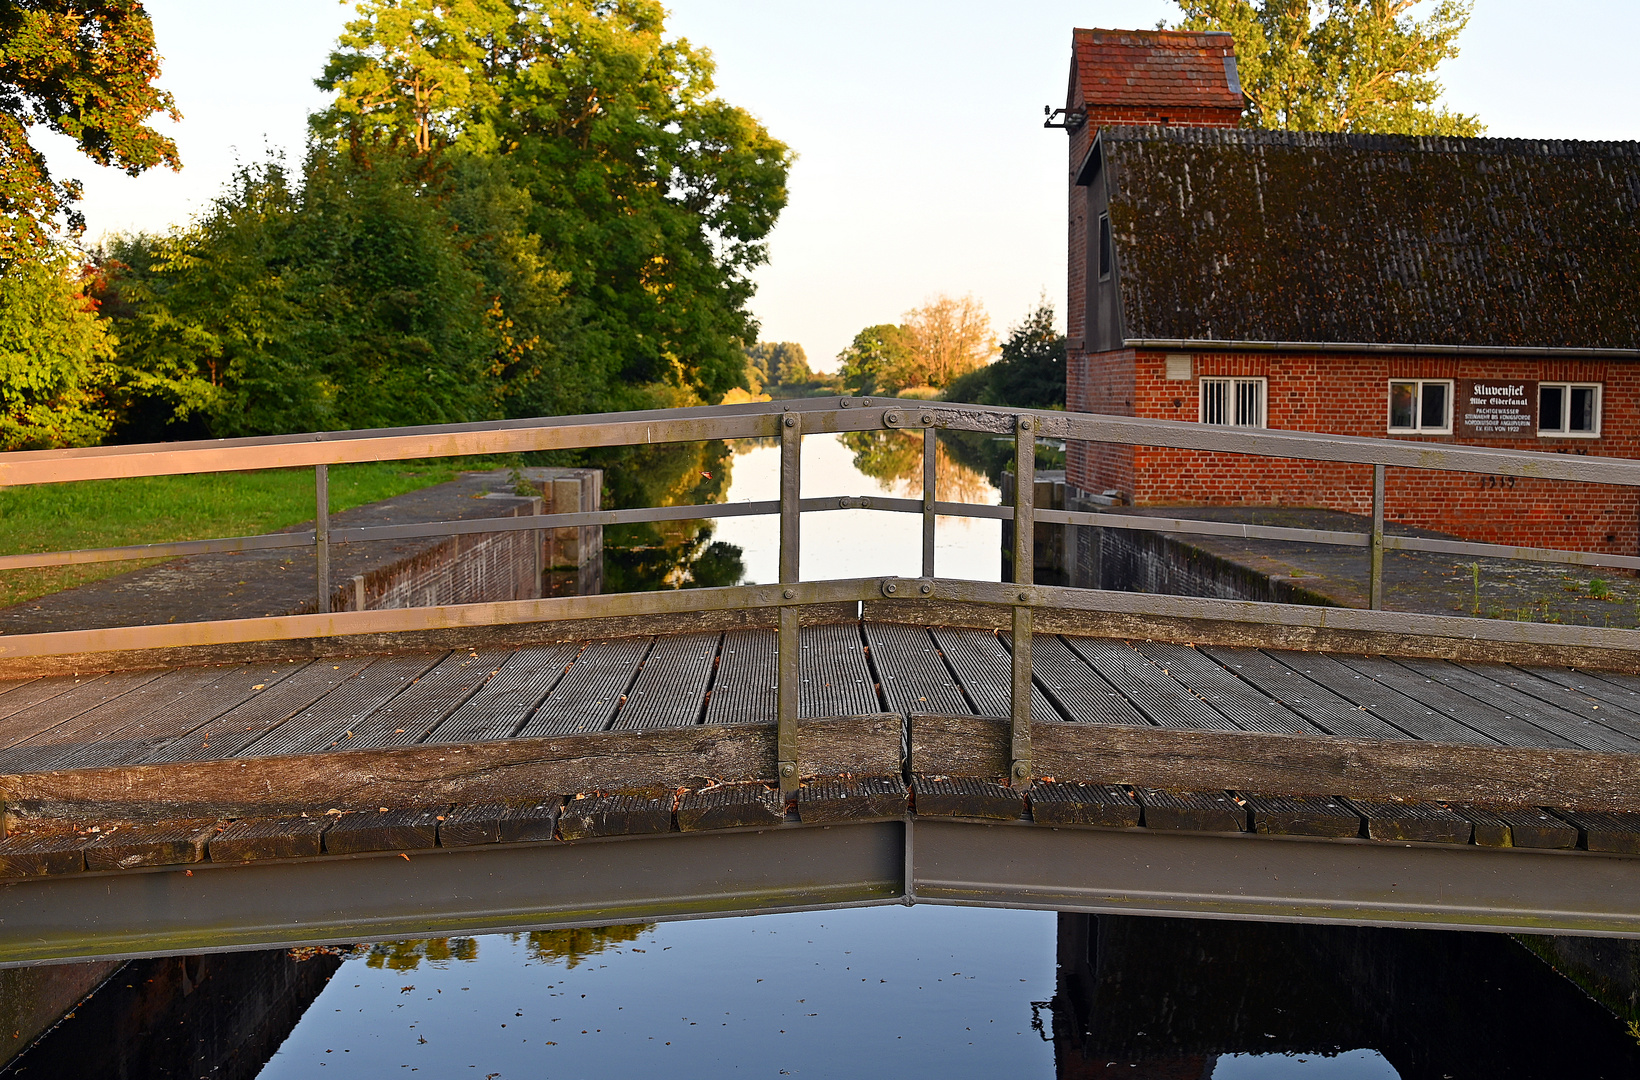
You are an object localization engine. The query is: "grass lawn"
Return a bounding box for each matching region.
[0,460,478,609]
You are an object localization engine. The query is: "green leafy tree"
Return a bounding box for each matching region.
[744,341,811,389]
[0,0,180,262]
[944,298,1065,409]
[836,323,913,396]
[0,249,116,448]
[99,147,507,438]
[1175,0,1482,135]
[315,0,792,416]
[314,0,511,156]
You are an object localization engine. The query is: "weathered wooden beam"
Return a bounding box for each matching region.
[0,604,863,678]
[908,714,1640,811]
[0,714,902,821]
[867,599,1640,675]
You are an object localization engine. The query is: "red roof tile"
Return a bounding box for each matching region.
[1072,27,1244,111]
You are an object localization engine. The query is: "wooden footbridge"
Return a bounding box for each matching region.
[5,398,1640,966]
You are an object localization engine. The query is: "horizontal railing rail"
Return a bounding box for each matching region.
[6,395,1640,794]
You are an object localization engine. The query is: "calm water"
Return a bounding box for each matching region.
[10,435,1640,1077]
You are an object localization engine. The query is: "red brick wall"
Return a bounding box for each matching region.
[1084,105,1241,129]
[1066,348,1640,554]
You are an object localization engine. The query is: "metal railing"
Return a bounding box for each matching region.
[6,396,1640,794]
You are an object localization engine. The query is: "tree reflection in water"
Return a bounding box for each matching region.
[591,441,746,592]
[839,429,994,504]
[357,926,651,972]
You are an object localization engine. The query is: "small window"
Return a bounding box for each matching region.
[1388,380,1452,434]
[1200,377,1265,428]
[1097,213,1112,280]
[1539,382,1601,437]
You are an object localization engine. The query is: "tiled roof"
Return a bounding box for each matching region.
[1103,127,1640,349]
[1072,28,1242,110]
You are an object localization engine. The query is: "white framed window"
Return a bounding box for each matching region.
[1388,379,1452,434]
[1539,382,1601,438]
[1200,377,1265,427]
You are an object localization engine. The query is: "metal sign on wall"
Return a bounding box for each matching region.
[1458,380,1537,437]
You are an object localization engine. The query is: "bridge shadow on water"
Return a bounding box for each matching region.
[5,913,1640,1078]
[1050,915,1640,1079]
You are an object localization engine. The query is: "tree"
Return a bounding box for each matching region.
[901,293,995,389]
[1175,0,1482,136]
[944,298,1064,409]
[315,0,794,414]
[314,0,511,156]
[0,248,116,449]
[0,1,180,262]
[836,323,913,396]
[743,341,811,389]
[98,147,508,438]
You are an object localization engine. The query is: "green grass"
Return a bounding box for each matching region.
[0,460,477,608]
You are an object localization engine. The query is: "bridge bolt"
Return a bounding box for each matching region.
[1017,591,1029,603]
[919,583,932,595]
[783,414,797,428]
[783,588,795,599]
[883,581,899,595]
[780,762,796,778]
[884,411,902,427]
[1012,762,1029,779]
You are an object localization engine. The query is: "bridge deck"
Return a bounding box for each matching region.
[6,617,1640,958]
[5,620,1640,771]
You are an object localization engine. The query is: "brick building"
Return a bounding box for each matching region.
[1061,28,1640,556]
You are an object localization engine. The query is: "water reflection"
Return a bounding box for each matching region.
[598,432,1003,589]
[11,910,1640,1077]
[1049,914,1640,1079]
[591,440,745,592]
[839,429,997,505]
[3,948,340,1079]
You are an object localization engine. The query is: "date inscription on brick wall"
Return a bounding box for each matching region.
[1459,379,1537,437]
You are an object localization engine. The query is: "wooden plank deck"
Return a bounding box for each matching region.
[4,617,1640,873]
[12,619,1640,776]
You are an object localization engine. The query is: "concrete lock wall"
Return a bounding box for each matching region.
[338,468,603,613]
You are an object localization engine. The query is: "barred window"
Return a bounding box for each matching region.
[1200,377,1265,428]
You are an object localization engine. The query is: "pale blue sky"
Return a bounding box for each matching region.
[38,1,1640,371]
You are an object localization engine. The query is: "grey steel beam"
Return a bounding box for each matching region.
[0,823,907,968]
[909,818,1640,938]
[315,464,330,615]
[1010,416,1035,790]
[1370,464,1386,610]
[6,818,1640,968]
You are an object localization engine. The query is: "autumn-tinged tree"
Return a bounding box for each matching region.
[901,294,996,389]
[1175,0,1482,135]
[0,0,180,262]
[944,298,1064,409]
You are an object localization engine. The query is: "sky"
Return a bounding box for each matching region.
[35,0,1640,373]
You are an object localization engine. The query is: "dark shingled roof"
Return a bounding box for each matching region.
[1073,28,1242,110]
[1102,127,1640,350]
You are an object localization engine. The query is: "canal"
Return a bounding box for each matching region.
[6,432,1640,1077]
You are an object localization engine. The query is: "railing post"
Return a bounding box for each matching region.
[778,410,802,797]
[1010,416,1035,791]
[315,463,330,615]
[921,424,936,579]
[1370,464,1385,611]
